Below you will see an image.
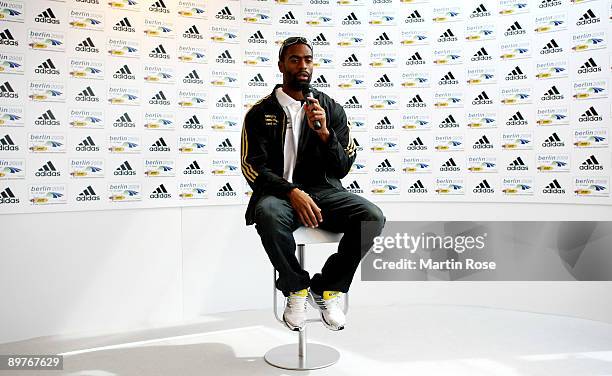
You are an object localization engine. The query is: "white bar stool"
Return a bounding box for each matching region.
[264,227,349,370]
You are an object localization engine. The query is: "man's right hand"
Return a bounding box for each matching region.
[288,188,323,228]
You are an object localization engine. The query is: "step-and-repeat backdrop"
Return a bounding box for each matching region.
[0,0,610,213]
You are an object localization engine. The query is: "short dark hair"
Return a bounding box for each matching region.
[278,36,313,61]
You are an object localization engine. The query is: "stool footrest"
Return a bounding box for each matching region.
[264,343,340,370]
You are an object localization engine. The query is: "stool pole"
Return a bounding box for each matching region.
[297,244,307,361]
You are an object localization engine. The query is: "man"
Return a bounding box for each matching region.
[241,37,385,331]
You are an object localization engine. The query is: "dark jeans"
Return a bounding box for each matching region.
[254,187,386,297]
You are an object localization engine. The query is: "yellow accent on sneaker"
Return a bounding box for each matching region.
[323,291,341,300]
[291,289,308,297]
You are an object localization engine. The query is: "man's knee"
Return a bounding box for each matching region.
[363,203,385,233]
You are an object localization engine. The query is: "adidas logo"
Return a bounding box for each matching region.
[541,85,563,101]
[407,180,427,193]
[77,185,100,201]
[279,11,298,24]
[183,25,202,39]
[217,182,236,197]
[471,47,491,62]
[344,95,362,109]
[577,9,599,26]
[115,160,136,176]
[149,44,170,59]
[35,58,59,75]
[183,69,203,84]
[343,12,361,25]
[439,115,459,128]
[0,134,18,151]
[113,112,135,128]
[438,29,457,43]
[248,73,266,87]
[439,71,458,85]
[312,33,329,46]
[248,30,266,44]
[216,49,234,64]
[113,64,135,80]
[0,81,17,99]
[36,160,60,177]
[542,132,564,147]
[76,37,98,53]
[374,74,393,88]
[343,53,361,67]
[507,156,528,171]
[579,106,602,123]
[375,116,393,130]
[216,138,235,152]
[36,110,59,126]
[505,21,525,36]
[543,179,564,194]
[0,28,18,46]
[149,0,170,13]
[406,94,426,108]
[312,74,330,88]
[216,94,234,108]
[149,90,170,105]
[0,187,19,204]
[150,137,170,152]
[150,184,171,199]
[183,115,203,130]
[406,51,425,66]
[374,32,392,46]
[505,66,527,81]
[473,179,494,194]
[76,86,98,102]
[184,160,205,175]
[405,10,424,23]
[541,39,562,55]
[345,180,364,194]
[539,0,562,8]
[114,17,135,32]
[76,136,99,151]
[215,6,235,20]
[35,7,59,25]
[375,158,395,172]
[473,91,493,105]
[407,137,427,151]
[473,135,493,149]
[470,3,491,18]
[580,155,603,170]
[440,157,460,172]
[578,58,601,74]
[506,111,527,126]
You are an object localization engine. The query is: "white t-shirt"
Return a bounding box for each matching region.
[275,87,305,183]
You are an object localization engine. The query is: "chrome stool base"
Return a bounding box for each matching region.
[264,343,340,370]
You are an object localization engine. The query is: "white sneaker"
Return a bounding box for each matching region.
[282,289,308,331]
[308,290,345,331]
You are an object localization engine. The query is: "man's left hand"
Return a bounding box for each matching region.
[304,98,330,143]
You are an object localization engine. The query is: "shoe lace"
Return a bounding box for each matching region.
[287,293,307,310]
[316,292,342,311]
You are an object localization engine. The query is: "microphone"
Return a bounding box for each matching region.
[301,84,321,130]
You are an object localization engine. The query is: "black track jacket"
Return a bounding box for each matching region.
[241,84,357,225]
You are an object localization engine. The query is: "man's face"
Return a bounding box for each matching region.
[278,43,313,90]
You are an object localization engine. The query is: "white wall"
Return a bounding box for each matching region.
[1,201,612,344]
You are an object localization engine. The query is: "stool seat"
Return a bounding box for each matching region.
[293,227,343,245]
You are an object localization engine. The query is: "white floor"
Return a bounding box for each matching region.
[1,305,612,376]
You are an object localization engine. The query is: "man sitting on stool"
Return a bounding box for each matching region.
[241,37,386,331]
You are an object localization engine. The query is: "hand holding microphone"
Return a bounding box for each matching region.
[301,84,324,131]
